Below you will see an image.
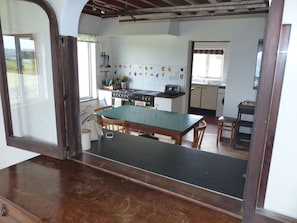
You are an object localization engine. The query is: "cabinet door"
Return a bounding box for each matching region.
[190,85,201,108]
[154,97,172,112]
[201,86,218,110]
[171,95,184,113]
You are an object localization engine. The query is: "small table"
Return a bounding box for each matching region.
[95,105,203,145]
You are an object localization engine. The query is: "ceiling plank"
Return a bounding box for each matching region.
[82,0,269,19]
[160,0,176,6]
[184,0,199,4]
[119,7,267,22]
[113,0,142,9]
[123,0,268,15]
[138,0,161,8]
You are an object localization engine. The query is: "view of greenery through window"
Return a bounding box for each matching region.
[4,34,39,105]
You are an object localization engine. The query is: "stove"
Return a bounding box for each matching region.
[111,89,134,100]
[112,89,159,107]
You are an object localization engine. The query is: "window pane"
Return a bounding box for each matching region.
[4,35,40,105]
[90,43,97,97]
[1,0,58,145]
[192,51,224,81]
[208,54,223,79]
[78,41,91,98]
[192,54,207,79]
[77,41,96,99]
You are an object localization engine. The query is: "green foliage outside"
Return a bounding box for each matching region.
[5,58,38,105]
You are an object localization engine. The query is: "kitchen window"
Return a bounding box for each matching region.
[77,34,97,100]
[191,42,229,84]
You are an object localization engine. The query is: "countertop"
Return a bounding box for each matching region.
[0,155,241,223]
[82,131,247,199]
[192,82,226,88]
[98,88,186,98]
[156,91,185,98]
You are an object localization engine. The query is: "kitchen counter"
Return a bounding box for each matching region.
[98,87,186,98]
[192,82,226,88]
[156,91,185,98]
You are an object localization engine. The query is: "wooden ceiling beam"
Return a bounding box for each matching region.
[123,0,268,15]
[82,0,269,19]
[138,0,161,8]
[119,8,268,22]
[184,0,200,4]
[115,0,141,10]
[160,0,176,6]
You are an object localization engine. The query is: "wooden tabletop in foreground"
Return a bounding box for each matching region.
[0,156,241,223]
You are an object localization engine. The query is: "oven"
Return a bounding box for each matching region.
[112,89,158,107]
[130,90,156,107]
[112,90,134,107]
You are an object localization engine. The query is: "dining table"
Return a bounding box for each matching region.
[94,105,204,146]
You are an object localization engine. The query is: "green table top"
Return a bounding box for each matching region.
[95,105,203,132]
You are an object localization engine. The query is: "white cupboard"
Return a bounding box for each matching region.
[154,95,184,113]
[190,85,201,108]
[190,84,218,110]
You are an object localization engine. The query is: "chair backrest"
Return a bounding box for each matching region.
[95,106,113,125]
[193,119,207,149]
[94,105,113,112]
[100,115,126,133]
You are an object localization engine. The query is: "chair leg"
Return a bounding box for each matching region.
[230,126,235,145]
[216,125,221,145]
[192,127,198,148]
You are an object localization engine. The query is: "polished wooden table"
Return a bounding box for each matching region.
[0,155,241,223]
[95,105,203,145]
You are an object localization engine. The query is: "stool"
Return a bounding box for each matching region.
[216,116,237,145]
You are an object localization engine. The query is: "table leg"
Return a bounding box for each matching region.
[175,135,182,145]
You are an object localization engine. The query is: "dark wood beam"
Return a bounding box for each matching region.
[122,1,268,15]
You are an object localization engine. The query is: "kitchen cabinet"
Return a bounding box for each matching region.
[191,84,218,110]
[190,85,201,108]
[154,95,184,113]
[97,89,112,106]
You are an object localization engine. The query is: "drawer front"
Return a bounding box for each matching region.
[0,197,40,223]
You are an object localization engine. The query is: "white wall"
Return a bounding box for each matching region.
[180,17,265,117]
[0,98,38,169]
[79,15,266,116]
[264,0,297,219]
[109,35,187,92]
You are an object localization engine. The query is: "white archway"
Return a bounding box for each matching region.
[47,0,88,36]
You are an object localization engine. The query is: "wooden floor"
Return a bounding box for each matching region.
[155,114,249,160]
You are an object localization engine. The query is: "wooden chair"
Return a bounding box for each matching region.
[100,115,126,133]
[94,105,112,112]
[216,116,237,145]
[192,119,207,149]
[95,106,113,125]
